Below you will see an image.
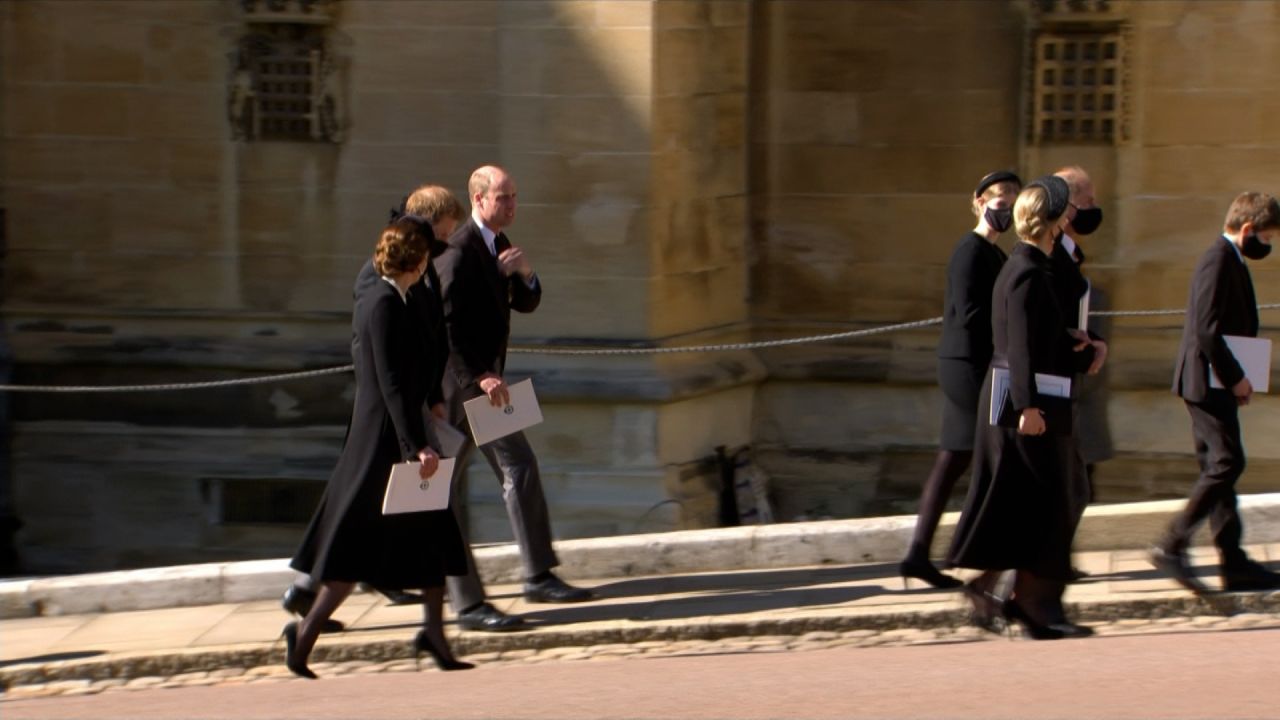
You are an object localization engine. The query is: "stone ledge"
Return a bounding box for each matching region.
[0,589,1274,690]
[1,494,1277,619]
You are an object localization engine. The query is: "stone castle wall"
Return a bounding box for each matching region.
[1,0,1276,571]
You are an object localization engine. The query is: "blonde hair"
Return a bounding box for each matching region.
[1223,191,1280,233]
[1013,185,1055,243]
[405,185,465,224]
[971,180,1020,218]
[373,217,431,276]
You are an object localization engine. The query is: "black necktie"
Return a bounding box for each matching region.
[493,232,511,256]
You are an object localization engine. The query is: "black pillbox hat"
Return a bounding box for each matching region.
[974,170,1022,198]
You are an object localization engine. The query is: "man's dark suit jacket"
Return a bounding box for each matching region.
[354,259,450,409]
[1050,238,1096,337]
[1172,237,1259,403]
[433,217,541,399]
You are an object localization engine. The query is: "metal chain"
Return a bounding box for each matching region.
[1,304,1276,393]
[0,366,355,394]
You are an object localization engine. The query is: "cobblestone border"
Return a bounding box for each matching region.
[2,590,1275,695]
[3,610,1278,702]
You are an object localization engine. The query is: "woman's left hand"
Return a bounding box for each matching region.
[417,448,440,478]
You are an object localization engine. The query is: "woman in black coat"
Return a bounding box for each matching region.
[900,170,1021,589]
[945,176,1096,640]
[285,217,470,677]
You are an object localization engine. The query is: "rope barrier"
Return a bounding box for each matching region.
[1,303,1276,393]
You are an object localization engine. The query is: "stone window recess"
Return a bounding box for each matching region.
[228,0,346,142]
[1028,0,1128,145]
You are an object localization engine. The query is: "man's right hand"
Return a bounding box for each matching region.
[478,373,510,407]
[1232,377,1253,407]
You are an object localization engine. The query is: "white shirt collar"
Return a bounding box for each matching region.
[472,210,498,256]
[381,276,408,303]
[1060,234,1078,258]
[1222,234,1243,262]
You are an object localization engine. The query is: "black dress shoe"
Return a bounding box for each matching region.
[1148,546,1211,596]
[960,579,1004,635]
[523,573,594,603]
[456,602,527,632]
[281,586,345,633]
[1221,560,1280,592]
[1047,622,1095,639]
[1000,599,1064,641]
[898,556,963,590]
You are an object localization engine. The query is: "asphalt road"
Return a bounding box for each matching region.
[4,628,1277,719]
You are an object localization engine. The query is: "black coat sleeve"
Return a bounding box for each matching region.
[949,241,990,343]
[510,273,542,313]
[1005,269,1041,412]
[366,293,427,461]
[1194,250,1246,388]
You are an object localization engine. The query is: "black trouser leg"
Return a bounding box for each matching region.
[1164,395,1246,567]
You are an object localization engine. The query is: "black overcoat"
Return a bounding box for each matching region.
[291,277,465,587]
[946,242,1093,581]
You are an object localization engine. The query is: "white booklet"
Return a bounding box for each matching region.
[463,378,544,446]
[1209,335,1272,393]
[989,367,1072,425]
[381,458,455,515]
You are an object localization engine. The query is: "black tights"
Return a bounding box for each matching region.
[905,449,972,561]
[293,582,455,667]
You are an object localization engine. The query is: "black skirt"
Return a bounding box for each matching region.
[945,369,1075,581]
[937,357,986,451]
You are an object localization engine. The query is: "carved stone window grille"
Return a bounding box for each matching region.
[1032,32,1123,143]
[228,0,343,142]
[1028,0,1127,145]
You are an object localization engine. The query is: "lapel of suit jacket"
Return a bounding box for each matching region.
[465,219,508,311]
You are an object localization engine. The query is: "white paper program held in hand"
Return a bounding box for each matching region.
[1209,335,1272,393]
[382,458,455,515]
[463,378,544,446]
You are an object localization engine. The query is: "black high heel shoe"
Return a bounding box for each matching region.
[413,630,474,671]
[961,580,1003,634]
[1000,599,1065,641]
[1047,621,1095,638]
[898,557,963,590]
[282,621,318,679]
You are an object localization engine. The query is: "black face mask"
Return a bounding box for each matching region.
[1241,233,1273,260]
[984,206,1013,233]
[1072,206,1103,235]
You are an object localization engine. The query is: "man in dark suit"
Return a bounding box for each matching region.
[281,186,466,629]
[434,165,592,632]
[1151,191,1280,594]
[1051,166,1110,580]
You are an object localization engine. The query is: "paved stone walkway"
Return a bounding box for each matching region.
[5,610,1279,702]
[2,544,1277,700]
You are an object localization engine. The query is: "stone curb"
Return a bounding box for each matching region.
[0,590,1275,690]
[1,494,1278,619]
